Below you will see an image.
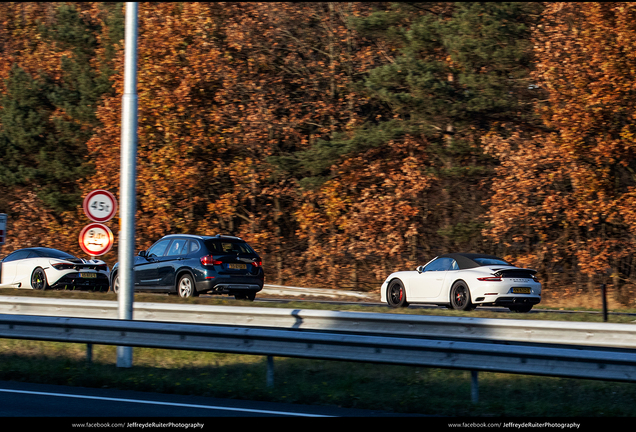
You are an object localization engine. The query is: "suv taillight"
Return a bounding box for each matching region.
[200,255,223,266]
[252,260,262,267]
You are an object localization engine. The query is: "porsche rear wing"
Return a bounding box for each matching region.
[494,268,537,277]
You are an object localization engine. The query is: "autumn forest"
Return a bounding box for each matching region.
[1,2,635,302]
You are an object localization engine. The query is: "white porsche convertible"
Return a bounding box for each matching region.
[0,247,110,291]
[381,253,541,312]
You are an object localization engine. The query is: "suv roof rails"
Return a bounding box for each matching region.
[163,233,204,239]
[214,234,243,240]
[160,233,244,240]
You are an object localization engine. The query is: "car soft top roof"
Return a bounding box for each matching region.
[437,253,508,270]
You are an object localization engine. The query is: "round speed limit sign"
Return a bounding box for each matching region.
[79,223,114,256]
[83,189,117,223]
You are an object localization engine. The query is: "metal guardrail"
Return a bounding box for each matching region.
[1,313,636,384]
[1,296,636,349]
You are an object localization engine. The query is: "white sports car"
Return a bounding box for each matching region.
[380,253,541,312]
[0,247,110,291]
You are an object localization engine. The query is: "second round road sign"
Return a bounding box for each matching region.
[83,189,117,223]
[79,223,114,257]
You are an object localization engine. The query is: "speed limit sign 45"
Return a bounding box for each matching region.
[83,189,117,222]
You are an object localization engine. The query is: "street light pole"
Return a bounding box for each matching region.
[117,2,139,368]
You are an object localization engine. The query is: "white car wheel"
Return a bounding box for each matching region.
[31,267,48,290]
[450,281,475,311]
[386,279,409,308]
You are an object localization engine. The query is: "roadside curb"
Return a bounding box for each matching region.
[262,284,376,300]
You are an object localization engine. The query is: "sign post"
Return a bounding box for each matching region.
[118,2,139,368]
[80,189,116,368]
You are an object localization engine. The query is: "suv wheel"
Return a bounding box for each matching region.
[177,274,198,298]
[110,274,120,294]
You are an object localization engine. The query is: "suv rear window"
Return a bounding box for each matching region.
[204,239,255,255]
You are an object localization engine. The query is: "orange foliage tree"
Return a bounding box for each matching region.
[484,2,636,299]
[85,3,386,287]
[14,3,626,300]
[0,3,122,258]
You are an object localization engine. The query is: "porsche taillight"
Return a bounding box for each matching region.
[477,276,502,282]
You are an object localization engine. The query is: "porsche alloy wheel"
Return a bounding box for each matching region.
[450,281,475,311]
[387,279,409,308]
[31,267,48,290]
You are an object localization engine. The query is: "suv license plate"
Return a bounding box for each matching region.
[228,263,247,270]
[512,287,531,294]
[80,273,97,278]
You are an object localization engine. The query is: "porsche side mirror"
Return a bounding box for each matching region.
[417,265,424,273]
[138,250,147,257]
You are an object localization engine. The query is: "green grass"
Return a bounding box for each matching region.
[1,288,636,416]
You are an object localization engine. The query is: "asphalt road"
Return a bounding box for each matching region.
[0,380,406,419]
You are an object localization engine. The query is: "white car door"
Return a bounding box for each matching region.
[14,255,42,287]
[0,260,17,285]
[409,257,454,301]
[0,250,31,285]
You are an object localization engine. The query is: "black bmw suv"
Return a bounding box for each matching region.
[110,234,264,300]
